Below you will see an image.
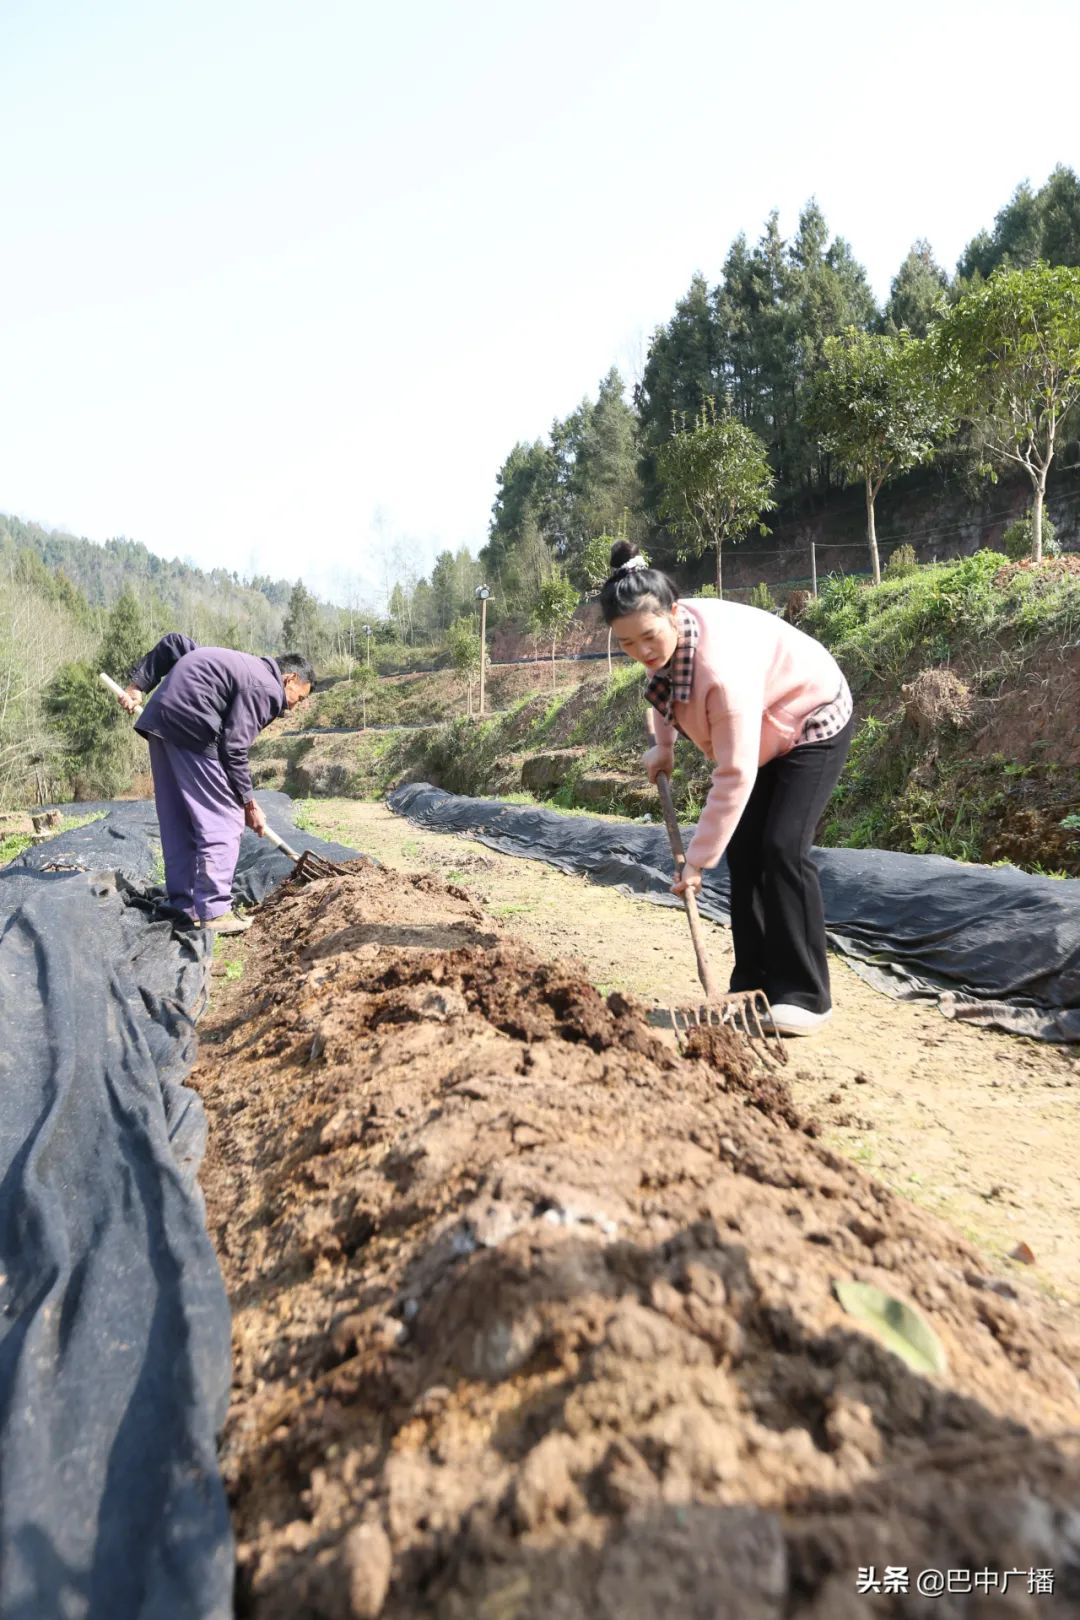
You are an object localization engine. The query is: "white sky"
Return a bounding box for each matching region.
[1,0,1076,605]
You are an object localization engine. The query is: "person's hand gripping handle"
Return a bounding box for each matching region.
[99,671,144,718]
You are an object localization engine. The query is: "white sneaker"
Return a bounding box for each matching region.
[763,1003,832,1036]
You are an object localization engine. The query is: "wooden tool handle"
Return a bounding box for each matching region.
[99,671,144,718]
[655,772,722,1000]
[262,824,302,862]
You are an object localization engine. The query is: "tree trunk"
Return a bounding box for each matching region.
[715,542,723,599]
[866,476,881,587]
[1032,476,1046,564]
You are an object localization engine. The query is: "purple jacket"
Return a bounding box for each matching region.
[131,633,285,805]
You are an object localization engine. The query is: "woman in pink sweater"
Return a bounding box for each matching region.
[600,542,853,1035]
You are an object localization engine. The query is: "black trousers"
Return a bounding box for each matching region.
[724,715,853,1014]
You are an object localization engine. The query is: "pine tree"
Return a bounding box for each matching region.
[957,166,1080,282]
[282,580,320,658]
[883,242,949,337]
[98,589,150,683]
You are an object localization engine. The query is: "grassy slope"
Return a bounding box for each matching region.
[803,553,1080,873]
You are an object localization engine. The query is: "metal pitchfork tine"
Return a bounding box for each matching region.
[262,825,350,885]
[668,991,775,1046]
[655,771,787,1066]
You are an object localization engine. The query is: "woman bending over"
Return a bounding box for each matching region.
[600,542,852,1036]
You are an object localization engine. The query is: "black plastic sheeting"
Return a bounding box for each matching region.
[0,793,362,1619]
[14,790,360,906]
[389,783,1080,1043]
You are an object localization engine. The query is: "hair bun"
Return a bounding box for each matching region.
[609,540,640,570]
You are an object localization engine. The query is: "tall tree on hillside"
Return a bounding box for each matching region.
[581,527,644,675]
[387,582,411,644]
[786,202,877,496]
[531,569,579,691]
[567,369,644,555]
[486,373,643,587]
[411,576,435,642]
[638,202,876,521]
[930,263,1080,562]
[482,440,560,620]
[44,589,149,796]
[635,273,724,526]
[430,550,463,632]
[100,588,151,682]
[712,234,756,424]
[657,408,775,596]
[808,329,948,585]
[745,213,795,476]
[636,275,722,438]
[486,441,557,566]
[957,166,1080,283]
[446,616,483,716]
[882,241,950,336]
[454,546,483,615]
[282,580,320,658]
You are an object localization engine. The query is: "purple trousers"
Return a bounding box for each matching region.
[148,737,244,920]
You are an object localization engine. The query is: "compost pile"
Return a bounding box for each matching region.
[195,866,1080,1620]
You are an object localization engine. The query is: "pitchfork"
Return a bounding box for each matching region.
[655,772,786,1064]
[261,826,350,885]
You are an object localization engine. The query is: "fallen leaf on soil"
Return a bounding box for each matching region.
[1010,1241,1036,1265]
[833,1280,948,1377]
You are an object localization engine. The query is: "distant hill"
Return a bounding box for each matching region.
[0,512,320,653]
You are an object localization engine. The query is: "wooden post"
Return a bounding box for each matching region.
[478,595,488,717]
[811,540,818,597]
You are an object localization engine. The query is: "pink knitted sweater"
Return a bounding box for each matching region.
[648,599,846,870]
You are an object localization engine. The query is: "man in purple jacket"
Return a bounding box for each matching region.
[115,635,314,934]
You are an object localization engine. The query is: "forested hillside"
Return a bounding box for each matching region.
[479,166,1080,608]
[0,514,294,652]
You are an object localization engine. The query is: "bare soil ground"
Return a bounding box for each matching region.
[195,859,1080,1619]
[299,802,1080,1309]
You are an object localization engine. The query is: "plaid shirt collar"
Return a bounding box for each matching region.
[644,604,699,723]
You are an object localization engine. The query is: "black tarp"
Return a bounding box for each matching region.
[15,791,360,906]
[388,783,1080,1043]
[0,794,363,1619]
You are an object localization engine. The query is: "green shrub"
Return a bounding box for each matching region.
[923,549,1009,633]
[320,652,358,679]
[748,581,778,613]
[885,543,918,578]
[1001,509,1059,561]
[819,572,864,612]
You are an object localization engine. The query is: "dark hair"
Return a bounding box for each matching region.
[598,541,679,624]
[276,652,316,687]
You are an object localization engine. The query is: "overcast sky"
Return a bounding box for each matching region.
[1,0,1076,604]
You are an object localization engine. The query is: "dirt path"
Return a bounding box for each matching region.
[301,799,1080,1307]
